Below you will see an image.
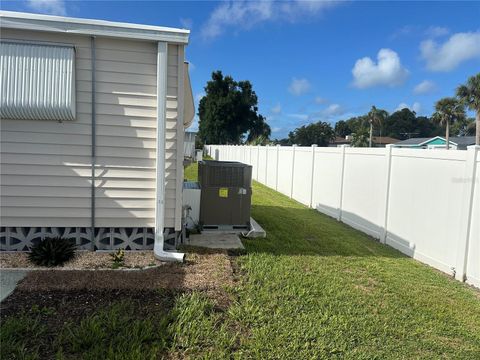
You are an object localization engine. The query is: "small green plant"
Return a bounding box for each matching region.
[28,237,76,267]
[110,249,125,269]
[30,305,56,316]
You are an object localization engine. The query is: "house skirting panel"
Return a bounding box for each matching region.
[0,227,178,251]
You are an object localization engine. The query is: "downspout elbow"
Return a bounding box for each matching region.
[154,238,185,262]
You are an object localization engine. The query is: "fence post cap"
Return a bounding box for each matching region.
[311,144,318,147]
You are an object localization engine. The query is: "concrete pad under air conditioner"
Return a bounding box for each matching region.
[187,233,245,250]
[242,217,266,238]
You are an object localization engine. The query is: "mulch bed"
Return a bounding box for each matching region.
[0,250,162,269]
[1,250,234,316]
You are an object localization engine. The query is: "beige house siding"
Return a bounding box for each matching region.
[0,29,184,230]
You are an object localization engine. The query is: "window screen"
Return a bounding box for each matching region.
[0,41,76,121]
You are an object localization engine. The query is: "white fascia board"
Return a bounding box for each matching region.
[0,11,189,44]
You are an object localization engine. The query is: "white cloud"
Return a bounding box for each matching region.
[188,62,196,72]
[180,17,193,29]
[389,25,418,40]
[271,103,282,114]
[314,96,327,104]
[200,0,339,40]
[420,32,480,71]
[390,25,449,40]
[413,80,436,95]
[271,127,282,133]
[288,78,311,96]
[323,104,343,116]
[396,102,421,113]
[26,0,66,15]
[287,113,308,121]
[425,26,449,38]
[352,48,409,89]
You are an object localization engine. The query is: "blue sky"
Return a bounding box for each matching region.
[2,1,479,138]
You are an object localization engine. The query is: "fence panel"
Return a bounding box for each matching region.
[251,146,259,181]
[277,147,294,197]
[266,146,278,189]
[311,148,343,218]
[386,149,467,274]
[341,148,387,238]
[292,147,313,206]
[466,156,480,287]
[257,147,268,184]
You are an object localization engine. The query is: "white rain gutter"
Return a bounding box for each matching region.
[0,11,189,44]
[183,62,195,128]
[154,42,184,262]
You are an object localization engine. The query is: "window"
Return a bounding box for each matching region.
[0,41,75,121]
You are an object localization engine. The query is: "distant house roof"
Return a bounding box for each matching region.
[372,136,400,145]
[395,136,476,147]
[331,136,350,145]
[395,137,432,145]
[330,136,399,145]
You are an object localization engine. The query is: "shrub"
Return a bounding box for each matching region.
[110,249,125,269]
[28,237,76,267]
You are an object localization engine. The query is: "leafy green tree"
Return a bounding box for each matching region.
[345,115,369,135]
[198,71,269,144]
[450,117,475,137]
[247,114,271,143]
[334,120,352,137]
[350,127,370,147]
[466,120,477,136]
[368,106,388,147]
[457,73,480,145]
[288,121,335,146]
[432,97,466,150]
[272,138,291,146]
[383,108,418,139]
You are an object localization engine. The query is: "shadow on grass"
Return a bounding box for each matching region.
[246,204,407,259]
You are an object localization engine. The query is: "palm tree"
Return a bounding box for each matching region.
[368,106,388,147]
[457,73,480,145]
[432,98,466,150]
[351,127,370,147]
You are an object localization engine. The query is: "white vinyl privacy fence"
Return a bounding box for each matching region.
[206,144,480,288]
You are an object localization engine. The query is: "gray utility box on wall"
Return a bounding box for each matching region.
[198,160,252,228]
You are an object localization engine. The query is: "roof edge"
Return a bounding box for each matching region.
[0,11,190,44]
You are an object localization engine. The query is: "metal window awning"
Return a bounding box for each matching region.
[0,41,76,121]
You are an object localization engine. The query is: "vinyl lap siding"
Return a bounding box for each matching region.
[0,29,182,230]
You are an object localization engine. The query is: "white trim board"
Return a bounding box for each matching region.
[0,11,190,44]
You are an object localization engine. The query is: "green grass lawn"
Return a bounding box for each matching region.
[2,161,479,359]
[184,161,480,359]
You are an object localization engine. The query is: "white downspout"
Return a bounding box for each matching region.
[154,41,184,262]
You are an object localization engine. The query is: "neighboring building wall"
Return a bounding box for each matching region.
[0,29,184,248]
